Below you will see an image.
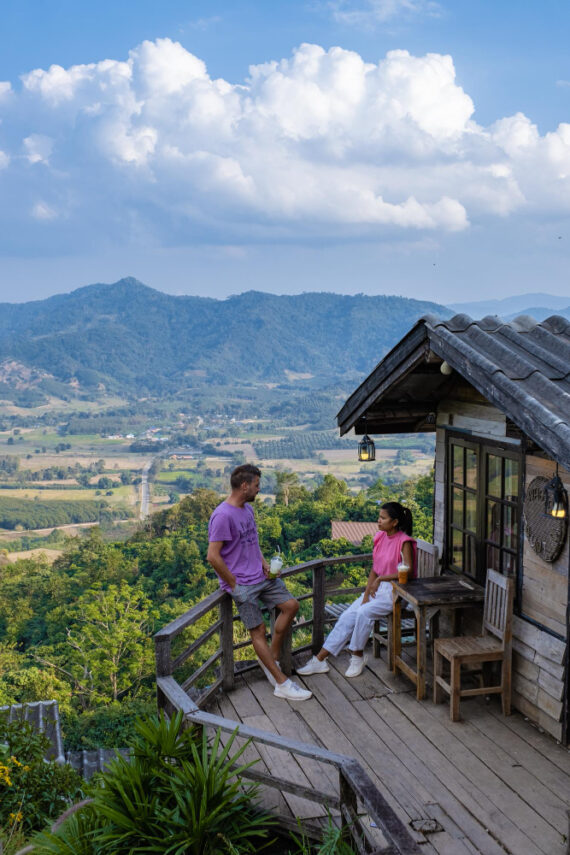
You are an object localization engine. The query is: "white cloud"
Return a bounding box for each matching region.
[23,134,54,164]
[31,201,58,220]
[0,39,569,255]
[329,0,441,27]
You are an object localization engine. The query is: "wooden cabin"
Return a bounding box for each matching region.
[337,312,569,744]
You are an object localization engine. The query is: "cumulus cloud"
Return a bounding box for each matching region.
[0,38,568,254]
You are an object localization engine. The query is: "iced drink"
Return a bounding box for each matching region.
[397,562,409,584]
[269,555,283,579]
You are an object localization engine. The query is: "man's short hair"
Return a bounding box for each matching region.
[230,463,261,490]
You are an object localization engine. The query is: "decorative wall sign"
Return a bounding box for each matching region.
[524,476,568,562]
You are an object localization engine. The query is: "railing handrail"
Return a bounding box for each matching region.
[154,553,372,643]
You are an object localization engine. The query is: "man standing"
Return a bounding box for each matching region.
[207,464,311,701]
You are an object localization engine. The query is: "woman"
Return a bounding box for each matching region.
[297,502,416,678]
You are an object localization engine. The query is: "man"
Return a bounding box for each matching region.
[207,463,311,701]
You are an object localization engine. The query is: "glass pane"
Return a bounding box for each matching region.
[465,448,477,489]
[486,545,501,572]
[503,551,516,575]
[504,505,518,549]
[465,535,476,576]
[453,487,464,527]
[504,458,519,501]
[487,500,501,544]
[487,454,502,498]
[465,492,477,532]
[452,528,463,570]
[453,445,464,484]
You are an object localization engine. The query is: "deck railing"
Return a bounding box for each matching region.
[154,553,422,854]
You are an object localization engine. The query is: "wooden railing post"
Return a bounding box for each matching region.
[339,767,358,847]
[219,594,235,692]
[312,563,325,653]
[155,635,174,716]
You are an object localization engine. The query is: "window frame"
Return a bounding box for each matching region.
[445,430,523,592]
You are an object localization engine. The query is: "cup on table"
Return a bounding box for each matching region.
[269,555,283,579]
[397,563,409,584]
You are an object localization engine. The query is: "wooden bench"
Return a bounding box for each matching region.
[323,539,440,668]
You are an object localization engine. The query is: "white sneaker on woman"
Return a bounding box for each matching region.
[296,655,330,675]
[274,679,312,701]
[345,654,367,678]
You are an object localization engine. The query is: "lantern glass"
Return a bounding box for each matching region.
[544,472,568,520]
[358,434,376,462]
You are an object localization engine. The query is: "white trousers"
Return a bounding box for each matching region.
[323,581,393,656]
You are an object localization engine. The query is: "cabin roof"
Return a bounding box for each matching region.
[331,520,378,545]
[337,313,570,470]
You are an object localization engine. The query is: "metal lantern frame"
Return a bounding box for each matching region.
[358,434,376,462]
[544,464,568,520]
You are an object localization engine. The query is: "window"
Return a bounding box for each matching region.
[447,433,521,584]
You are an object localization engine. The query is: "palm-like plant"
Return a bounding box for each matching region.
[29,713,275,855]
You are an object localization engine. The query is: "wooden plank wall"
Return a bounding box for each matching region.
[431,392,568,742]
[515,455,569,741]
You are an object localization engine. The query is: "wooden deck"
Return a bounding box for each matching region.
[206,646,570,855]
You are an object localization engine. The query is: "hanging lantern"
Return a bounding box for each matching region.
[358,434,376,462]
[544,465,568,519]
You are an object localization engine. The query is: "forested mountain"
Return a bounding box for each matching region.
[0,279,450,395]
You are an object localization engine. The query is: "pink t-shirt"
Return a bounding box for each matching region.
[372,530,417,578]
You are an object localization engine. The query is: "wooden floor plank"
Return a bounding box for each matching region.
[390,691,566,855]
[204,639,570,855]
[296,667,436,849]
[445,701,569,832]
[358,696,507,855]
[242,670,339,795]
[241,711,328,819]
[214,693,290,818]
[486,703,570,774]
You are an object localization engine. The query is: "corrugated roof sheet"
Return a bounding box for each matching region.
[331,521,378,544]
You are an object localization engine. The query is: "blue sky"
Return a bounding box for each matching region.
[1,0,569,304]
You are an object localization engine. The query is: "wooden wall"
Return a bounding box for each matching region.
[513,455,569,741]
[432,389,568,742]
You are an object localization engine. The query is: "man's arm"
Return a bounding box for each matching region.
[207,541,236,590]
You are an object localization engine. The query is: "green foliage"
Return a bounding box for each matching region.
[32,713,275,855]
[0,718,85,836]
[62,701,157,751]
[0,497,128,530]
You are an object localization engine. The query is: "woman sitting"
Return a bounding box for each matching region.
[297,502,416,678]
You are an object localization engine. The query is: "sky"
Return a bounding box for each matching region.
[1,0,570,305]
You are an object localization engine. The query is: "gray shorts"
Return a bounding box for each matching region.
[231,578,294,630]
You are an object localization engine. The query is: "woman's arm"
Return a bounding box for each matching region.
[401,540,413,570]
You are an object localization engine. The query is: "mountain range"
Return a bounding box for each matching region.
[0,279,567,402]
[0,279,451,398]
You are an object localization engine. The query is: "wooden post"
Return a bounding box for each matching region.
[312,563,325,653]
[154,635,173,716]
[219,594,235,692]
[338,767,358,846]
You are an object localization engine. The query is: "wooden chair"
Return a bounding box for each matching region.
[433,569,514,721]
[372,539,440,668]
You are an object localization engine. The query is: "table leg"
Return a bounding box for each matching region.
[416,608,427,700]
[392,595,402,674]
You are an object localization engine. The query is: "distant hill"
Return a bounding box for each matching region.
[0,279,451,397]
[449,293,570,317]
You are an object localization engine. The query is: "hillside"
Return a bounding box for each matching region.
[0,279,451,396]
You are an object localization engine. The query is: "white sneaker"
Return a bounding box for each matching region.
[296,655,330,675]
[258,658,280,687]
[274,679,312,701]
[345,654,367,678]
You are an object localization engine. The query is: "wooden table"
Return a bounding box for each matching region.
[392,575,485,700]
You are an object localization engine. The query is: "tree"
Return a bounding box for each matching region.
[275,470,304,506]
[60,581,158,707]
